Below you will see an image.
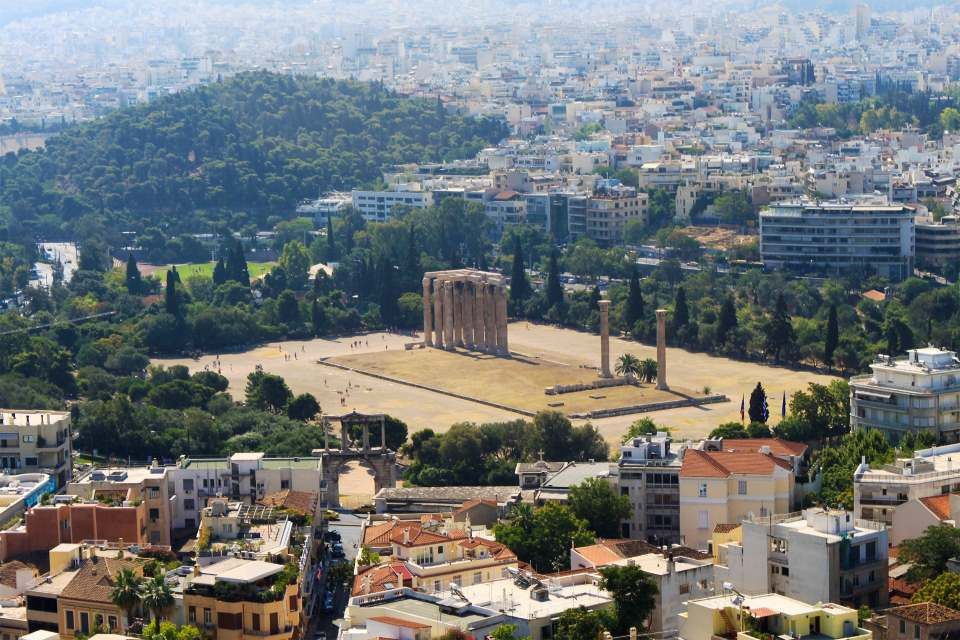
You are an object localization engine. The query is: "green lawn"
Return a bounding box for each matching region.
[148,261,275,282]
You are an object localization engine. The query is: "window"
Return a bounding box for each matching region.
[80,612,89,634]
[65,611,74,630]
[188,607,196,624]
[281,479,290,489]
[95,614,104,629]
[679,583,690,594]
[21,435,33,443]
[269,613,279,634]
[147,487,160,499]
[699,483,708,497]
[149,508,160,521]
[24,457,37,466]
[433,580,441,592]
[473,571,482,585]
[183,479,194,491]
[621,487,630,496]
[203,609,211,625]
[698,510,709,529]
[184,499,195,511]
[915,624,920,640]
[738,480,747,495]
[781,567,789,577]
[289,595,298,611]
[252,614,261,632]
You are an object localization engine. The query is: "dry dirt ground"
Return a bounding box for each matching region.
[154,323,838,450]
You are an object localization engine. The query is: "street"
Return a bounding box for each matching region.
[307,510,365,640]
[31,242,79,289]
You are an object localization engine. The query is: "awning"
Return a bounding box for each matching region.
[747,607,779,618]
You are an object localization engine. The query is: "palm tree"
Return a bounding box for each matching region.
[640,358,658,384]
[140,574,174,623]
[110,568,142,625]
[615,353,642,379]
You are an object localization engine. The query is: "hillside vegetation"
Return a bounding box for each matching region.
[0,71,507,237]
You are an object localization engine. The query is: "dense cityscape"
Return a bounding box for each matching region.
[4,1,960,640]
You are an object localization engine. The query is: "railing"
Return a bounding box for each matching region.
[856,468,960,483]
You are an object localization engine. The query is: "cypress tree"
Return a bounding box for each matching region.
[227,240,250,285]
[824,303,839,369]
[545,248,564,310]
[165,266,179,316]
[509,237,531,310]
[748,382,769,424]
[212,257,227,286]
[311,299,328,336]
[625,267,644,327]
[326,215,338,261]
[717,295,738,345]
[125,253,142,294]
[673,286,689,330]
[590,285,601,311]
[764,293,797,362]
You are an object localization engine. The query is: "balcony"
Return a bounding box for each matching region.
[857,495,905,506]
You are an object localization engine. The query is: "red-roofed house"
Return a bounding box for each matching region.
[680,449,796,550]
[891,492,960,546]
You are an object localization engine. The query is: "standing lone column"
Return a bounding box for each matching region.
[443,280,455,350]
[422,278,433,347]
[656,308,668,390]
[495,286,509,356]
[433,279,444,349]
[599,299,612,378]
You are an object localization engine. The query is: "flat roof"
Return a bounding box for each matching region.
[355,596,488,630]
[691,593,854,617]
[440,576,612,620]
[27,569,79,596]
[196,558,284,585]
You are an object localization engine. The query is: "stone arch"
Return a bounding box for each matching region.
[313,412,397,509]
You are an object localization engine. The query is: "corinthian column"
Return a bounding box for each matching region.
[599,299,612,378]
[443,280,455,350]
[483,284,495,353]
[463,282,475,349]
[656,309,668,390]
[495,286,509,356]
[422,277,433,347]
[433,279,444,349]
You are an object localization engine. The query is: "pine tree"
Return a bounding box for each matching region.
[824,303,839,369]
[125,253,142,294]
[764,293,797,363]
[212,257,227,286]
[545,248,564,310]
[165,267,179,316]
[625,267,644,328]
[227,240,250,285]
[590,285,602,311]
[509,237,531,311]
[717,295,738,346]
[673,286,689,330]
[748,382,769,423]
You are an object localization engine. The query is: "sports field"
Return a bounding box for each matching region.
[138,261,275,281]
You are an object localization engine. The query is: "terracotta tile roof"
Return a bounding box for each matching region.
[719,438,808,457]
[368,616,430,630]
[453,499,498,515]
[863,289,886,302]
[919,494,952,520]
[259,489,317,515]
[351,563,412,596]
[573,538,711,567]
[60,557,143,604]
[714,523,741,534]
[362,519,462,548]
[573,544,624,566]
[889,603,960,624]
[680,449,793,478]
[0,561,36,588]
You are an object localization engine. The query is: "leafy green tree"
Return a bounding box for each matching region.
[900,525,960,581]
[568,477,631,538]
[125,254,142,294]
[287,393,320,421]
[940,107,960,133]
[311,299,329,336]
[748,382,769,424]
[279,241,311,290]
[912,572,960,609]
[621,417,667,444]
[640,358,658,384]
[494,503,594,572]
[713,189,754,224]
[598,564,658,634]
[824,304,839,370]
[490,624,530,640]
[709,422,749,439]
[276,290,301,326]
[245,369,293,413]
[554,607,607,640]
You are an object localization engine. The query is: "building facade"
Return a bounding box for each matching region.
[759,199,914,281]
[618,433,682,544]
[0,411,72,488]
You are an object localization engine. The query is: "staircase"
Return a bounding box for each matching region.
[719,608,739,638]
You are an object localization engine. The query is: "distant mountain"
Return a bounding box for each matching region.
[0,1,129,26]
[0,71,508,236]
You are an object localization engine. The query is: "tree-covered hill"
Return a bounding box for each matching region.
[0,71,508,237]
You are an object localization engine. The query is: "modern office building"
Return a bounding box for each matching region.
[714,508,888,609]
[350,187,433,221]
[759,199,914,281]
[850,347,960,441]
[915,216,960,269]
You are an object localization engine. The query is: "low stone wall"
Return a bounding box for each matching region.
[544,377,635,395]
[570,394,729,419]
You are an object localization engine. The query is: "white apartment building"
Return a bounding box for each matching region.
[715,509,888,609]
[0,410,72,488]
[853,442,960,528]
[585,186,647,246]
[759,198,914,281]
[915,215,960,268]
[618,433,682,544]
[350,187,433,221]
[850,347,960,441]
